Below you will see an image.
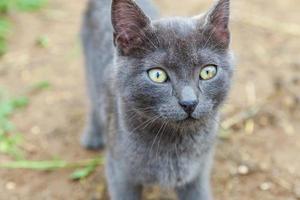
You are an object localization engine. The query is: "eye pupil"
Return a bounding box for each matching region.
[156,72,160,79]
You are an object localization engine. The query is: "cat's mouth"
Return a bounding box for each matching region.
[181,115,198,122]
[172,115,200,127]
[186,115,197,120]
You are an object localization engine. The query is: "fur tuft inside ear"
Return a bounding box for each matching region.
[111,0,151,55]
[205,0,230,48]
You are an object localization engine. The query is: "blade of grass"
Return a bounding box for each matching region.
[16,0,47,12]
[27,80,51,94]
[0,157,104,171]
[0,132,23,159]
[70,159,100,180]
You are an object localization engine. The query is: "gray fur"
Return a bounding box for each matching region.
[81,0,233,199]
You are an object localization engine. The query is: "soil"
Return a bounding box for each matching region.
[0,0,299,199]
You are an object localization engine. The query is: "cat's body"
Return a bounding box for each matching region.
[81,0,233,199]
[81,0,158,149]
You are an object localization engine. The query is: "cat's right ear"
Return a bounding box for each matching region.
[200,0,231,49]
[111,0,151,55]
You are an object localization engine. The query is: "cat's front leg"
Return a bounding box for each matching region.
[107,183,142,200]
[106,158,143,200]
[81,109,105,150]
[175,175,213,200]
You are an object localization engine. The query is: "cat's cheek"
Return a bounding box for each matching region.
[199,76,230,107]
[192,101,214,119]
[123,81,172,117]
[141,81,173,100]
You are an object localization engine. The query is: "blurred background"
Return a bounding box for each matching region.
[0,0,299,199]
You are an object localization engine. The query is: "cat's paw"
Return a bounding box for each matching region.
[81,129,105,150]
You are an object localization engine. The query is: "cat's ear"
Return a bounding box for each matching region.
[111,0,151,55]
[203,0,230,48]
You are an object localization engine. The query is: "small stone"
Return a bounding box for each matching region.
[259,182,272,191]
[5,182,16,190]
[259,162,270,171]
[283,96,295,108]
[259,116,270,126]
[30,126,41,135]
[237,165,249,175]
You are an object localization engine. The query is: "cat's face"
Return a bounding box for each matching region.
[112,0,233,124]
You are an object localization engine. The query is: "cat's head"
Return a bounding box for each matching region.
[112,0,234,126]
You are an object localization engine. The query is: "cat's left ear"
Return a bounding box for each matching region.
[203,0,231,48]
[111,0,151,55]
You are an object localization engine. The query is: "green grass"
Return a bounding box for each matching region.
[16,0,47,12]
[0,85,103,180]
[0,158,104,180]
[0,0,47,56]
[0,0,47,14]
[0,18,10,55]
[36,35,49,48]
[29,80,51,93]
[0,90,28,159]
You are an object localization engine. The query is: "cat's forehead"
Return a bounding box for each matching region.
[152,17,198,38]
[150,17,207,66]
[151,17,208,51]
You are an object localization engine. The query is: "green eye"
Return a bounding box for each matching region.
[200,65,217,80]
[148,68,168,83]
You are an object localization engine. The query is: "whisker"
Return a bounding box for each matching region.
[148,120,165,158]
[155,120,169,161]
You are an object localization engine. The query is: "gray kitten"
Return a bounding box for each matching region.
[81,0,233,199]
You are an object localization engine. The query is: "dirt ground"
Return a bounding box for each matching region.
[0,0,299,199]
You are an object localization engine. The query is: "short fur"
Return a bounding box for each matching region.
[81,0,234,199]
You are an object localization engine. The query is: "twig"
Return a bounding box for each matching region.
[221,92,280,130]
[221,106,260,130]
